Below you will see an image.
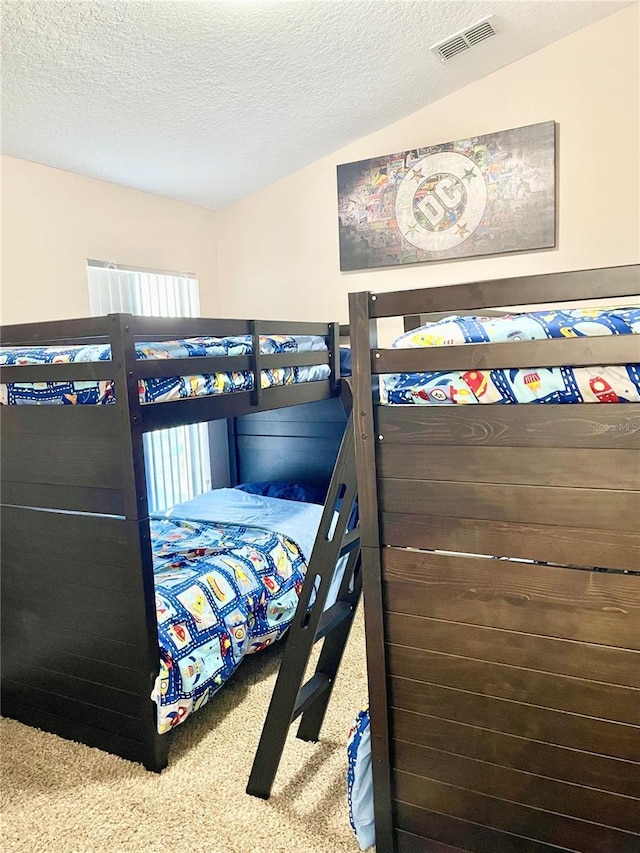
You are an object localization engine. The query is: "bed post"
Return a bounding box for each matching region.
[348,291,394,853]
[109,314,170,772]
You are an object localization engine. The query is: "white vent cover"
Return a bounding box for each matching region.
[431,17,497,62]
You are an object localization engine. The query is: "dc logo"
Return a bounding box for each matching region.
[395,152,487,252]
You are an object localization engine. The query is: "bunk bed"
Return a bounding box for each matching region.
[0,312,352,772]
[348,264,640,853]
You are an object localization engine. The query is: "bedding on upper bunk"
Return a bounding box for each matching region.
[382,307,640,405]
[150,488,325,734]
[0,333,329,405]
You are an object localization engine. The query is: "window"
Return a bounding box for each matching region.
[87,260,212,513]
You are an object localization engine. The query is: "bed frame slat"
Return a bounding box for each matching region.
[378,444,639,490]
[390,677,640,762]
[396,802,566,853]
[376,404,640,449]
[394,772,638,853]
[394,741,640,835]
[387,644,640,725]
[386,613,640,688]
[381,512,639,572]
[383,548,640,649]
[379,478,639,533]
[373,333,639,373]
[391,708,640,799]
[370,263,640,318]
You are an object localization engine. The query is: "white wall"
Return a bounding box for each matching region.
[0,156,220,324]
[216,5,639,325]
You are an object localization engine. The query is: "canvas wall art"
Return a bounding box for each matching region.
[337,121,556,271]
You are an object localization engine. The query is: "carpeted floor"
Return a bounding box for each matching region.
[0,608,369,853]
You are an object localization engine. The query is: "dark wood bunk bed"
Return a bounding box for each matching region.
[0,312,356,773]
[349,264,640,853]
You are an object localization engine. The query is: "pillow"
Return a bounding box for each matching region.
[339,346,352,376]
[234,481,327,505]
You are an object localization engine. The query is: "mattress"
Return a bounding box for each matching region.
[151,489,325,733]
[382,307,640,405]
[0,333,329,405]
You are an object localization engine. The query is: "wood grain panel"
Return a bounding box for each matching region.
[1,507,144,568]
[370,264,640,318]
[387,644,640,725]
[396,802,567,853]
[378,445,639,490]
[386,614,640,688]
[1,432,122,489]
[391,708,640,799]
[1,551,137,595]
[375,405,640,449]
[0,698,151,768]
[1,576,141,621]
[10,645,142,695]
[381,512,640,573]
[395,773,637,853]
[4,667,142,717]
[396,830,469,853]
[0,403,121,439]
[393,740,640,834]
[379,478,639,532]
[0,482,124,516]
[1,589,146,646]
[383,549,640,649]
[12,622,147,670]
[1,680,144,742]
[390,677,640,762]
[236,435,341,485]
[373,335,637,374]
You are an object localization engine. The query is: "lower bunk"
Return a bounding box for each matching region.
[1,396,356,774]
[349,264,640,853]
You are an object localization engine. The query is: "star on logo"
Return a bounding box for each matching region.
[456,223,469,236]
[462,167,477,183]
[405,223,420,236]
[410,169,424,182]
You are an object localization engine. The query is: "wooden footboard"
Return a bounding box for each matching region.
[380,406,640,853]
[349,265,640,853]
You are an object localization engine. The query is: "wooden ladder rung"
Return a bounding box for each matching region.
[292,673,332,721]
[339,528,360,557]
[315,600,353,643]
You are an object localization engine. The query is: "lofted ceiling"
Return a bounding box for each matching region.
[1,0,632,210]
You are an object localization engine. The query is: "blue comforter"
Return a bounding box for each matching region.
[383,307,640,405]
[151,490,324,733]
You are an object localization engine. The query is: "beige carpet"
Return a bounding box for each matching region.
[1,608,368,853]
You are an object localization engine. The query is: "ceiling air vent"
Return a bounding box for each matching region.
[431,17,497,62]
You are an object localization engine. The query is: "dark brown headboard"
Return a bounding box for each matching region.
[230,397,347,487]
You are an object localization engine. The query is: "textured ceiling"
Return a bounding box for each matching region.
[1,0,631,210]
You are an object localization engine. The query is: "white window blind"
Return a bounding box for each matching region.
[87,261,212,513]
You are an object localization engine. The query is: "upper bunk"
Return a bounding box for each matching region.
[350,263,640,410]
[0,312,342,431]
[0,313,343,521]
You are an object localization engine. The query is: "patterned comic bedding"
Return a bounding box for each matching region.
[382,307,640,405]
[0,333,329,405]
[151,514,308,734]
[150,488,327,734]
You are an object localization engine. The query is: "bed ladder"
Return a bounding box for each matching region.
[246,383,361,800]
